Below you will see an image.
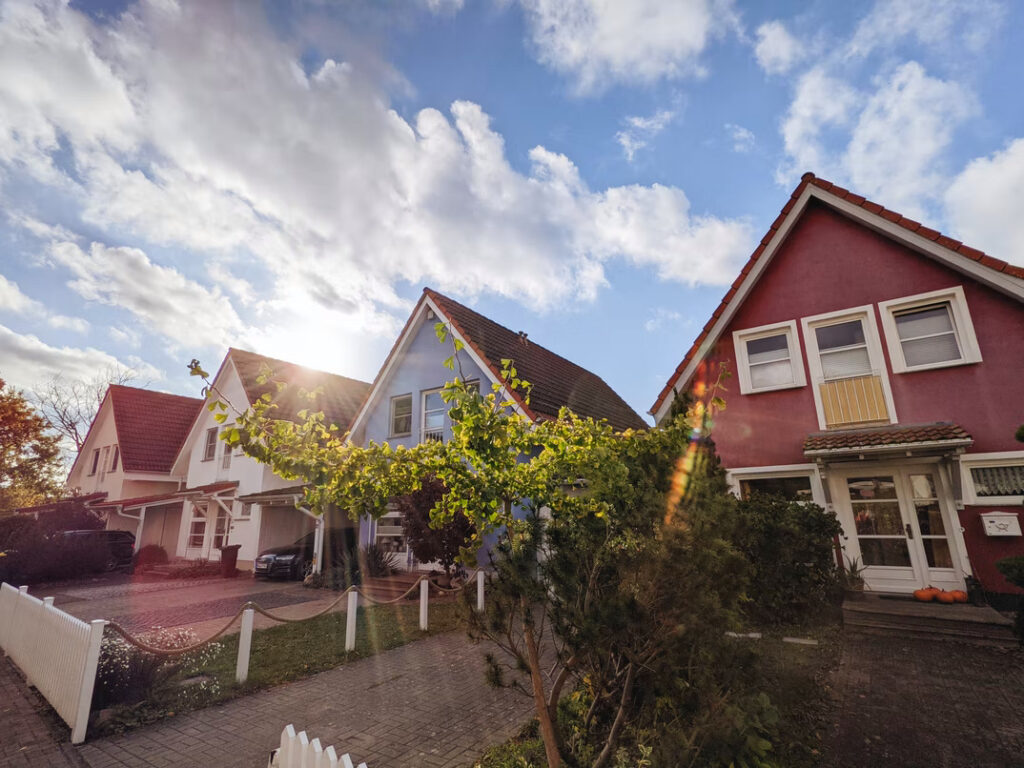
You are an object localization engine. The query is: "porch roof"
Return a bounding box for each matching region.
[178,480,239,497]
[804,422,973,457]
[88,491,182,510]
[14,492,107,515]
[237,484,309,504]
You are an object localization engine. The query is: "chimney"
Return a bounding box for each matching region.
[517,331,529,345]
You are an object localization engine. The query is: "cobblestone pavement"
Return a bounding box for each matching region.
[830,633,1024,768]
[76,632,534,768]
[0,658,86,768]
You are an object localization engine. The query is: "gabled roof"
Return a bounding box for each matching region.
[227,348,371,430]
[349,288,648,434]
[108,385,204,473]
[650,172,1024,422]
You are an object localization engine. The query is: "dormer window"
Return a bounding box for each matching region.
[733,321,806,395]
[879,286,982,373]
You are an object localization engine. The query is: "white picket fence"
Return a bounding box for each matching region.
[0,582,106,744]
[269,724,368,768]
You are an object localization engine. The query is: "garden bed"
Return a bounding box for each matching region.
[90,600,465,736]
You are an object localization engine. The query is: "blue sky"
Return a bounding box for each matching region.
[1,0,1022,422]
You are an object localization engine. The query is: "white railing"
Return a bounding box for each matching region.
[0,582,106,744]
[269,724,368,768]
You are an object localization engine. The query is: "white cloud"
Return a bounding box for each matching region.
[0,271,89,333]
[517,0,738,93]
[615,109,675,162]
[0,323,158,392]
[754,20,803,75]
[846,0,1004,59]
[109,325,142,349]
[844,62,975,219]
[945,138,1024,263]
[644,308,682,333]
[45,241,247,350]
[725,123,755,153]
[778,66,860,181]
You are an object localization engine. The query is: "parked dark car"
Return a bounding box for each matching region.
[61,529,136,572]
[254,528,358,580]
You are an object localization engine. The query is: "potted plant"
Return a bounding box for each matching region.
[843,556,867,601]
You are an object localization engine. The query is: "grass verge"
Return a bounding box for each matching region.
[91,600,465,736]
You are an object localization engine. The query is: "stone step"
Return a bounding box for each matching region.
[843,597,1017,647]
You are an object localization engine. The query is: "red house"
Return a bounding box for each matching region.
[651,173,1024,599]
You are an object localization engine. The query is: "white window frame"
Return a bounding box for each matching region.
[960,451,1024,506]
[389,393,413,438]
[726,464,827,507]
[801,305,898,430]
[202,427,218,461]
[109,445,119,473]
[421,387,445,443]
[733,320,806,395]
[878,286,982,374]
[88,449,100,476]
[220,429,233,470]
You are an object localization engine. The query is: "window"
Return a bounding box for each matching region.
[879,287,982,373]
[110,445,120,472]
[221,431,232,470]
[422,389,445,442]
[961,452,1024,505]
[801,306,896,430]
[202,427,218,461]
[733,321,806,395]
[88,449,100,476]
[188,512,206,549]
[739,476,814,502]
[212,507,230,549]
[237,502,253,519]
[390,394,412,437]
[375,502,407,553]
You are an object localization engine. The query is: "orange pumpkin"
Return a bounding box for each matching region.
[914,587,940,602]
[949,590,969,603]
[936,590,956,604]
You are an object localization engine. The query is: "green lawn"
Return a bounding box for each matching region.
[93,600,465,735]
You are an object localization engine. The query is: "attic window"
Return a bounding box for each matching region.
[390,394,412,437]
[88,449,100,476]
[879,286,982,373]
[202,427,218,461]
[733,321,806,395]
[110,446,120,473]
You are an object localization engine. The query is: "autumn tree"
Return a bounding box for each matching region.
[0,378,63,513]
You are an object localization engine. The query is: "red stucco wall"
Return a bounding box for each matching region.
[693,200,1024,593]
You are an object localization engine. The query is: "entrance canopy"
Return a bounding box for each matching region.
[804,422,973,460]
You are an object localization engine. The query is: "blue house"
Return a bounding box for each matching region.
[347,288,648,568]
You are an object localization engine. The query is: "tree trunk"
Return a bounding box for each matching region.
[522,599,561,768]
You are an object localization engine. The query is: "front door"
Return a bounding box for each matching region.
[832,465,964,593]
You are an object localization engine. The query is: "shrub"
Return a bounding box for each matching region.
[93,627,222,710]
[0,527,109,584]
[733,493,842,624]
[304,559,360,590]
[395,477,474,578]
[168,561,222,579]
[996,556,1024,643]
[360,544,399,577]
[133,544,169,569]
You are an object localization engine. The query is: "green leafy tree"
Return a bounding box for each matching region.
[0,378,62,513]
[187,331,751,767]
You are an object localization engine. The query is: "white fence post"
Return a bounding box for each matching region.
[272,725,366,768]
[419,579,428,632]
[476,570,485,613]
[71,619,106,745]
[236,607,255,684]
[344,591,358,652]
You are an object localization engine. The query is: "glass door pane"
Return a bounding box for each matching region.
[908,472,954,569]
[847,476,912,567]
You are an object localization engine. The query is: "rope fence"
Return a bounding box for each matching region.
[100,569,489,685]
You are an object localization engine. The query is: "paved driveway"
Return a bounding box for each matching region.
[76,632,534,768]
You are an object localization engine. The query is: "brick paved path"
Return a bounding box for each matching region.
[76,632,534,768]
[830,633,1024,768]
[0,658,85,768]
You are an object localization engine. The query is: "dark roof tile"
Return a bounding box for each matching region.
[803,423,972,454]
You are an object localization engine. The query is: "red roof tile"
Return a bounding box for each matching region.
[108,386,203,473]
[426,289,648,431]
[650,172,1024,417]
[228,349,371,431]
[803,423,972,454]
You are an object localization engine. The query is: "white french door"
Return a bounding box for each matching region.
[831,464,965,593]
